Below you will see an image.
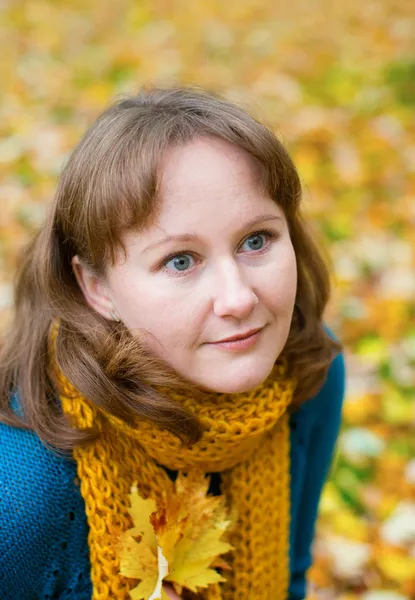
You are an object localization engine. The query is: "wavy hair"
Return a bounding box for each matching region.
[0,86,342,451]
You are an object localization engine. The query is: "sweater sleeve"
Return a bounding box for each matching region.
[288,344,346,600]
[0,416,92,599]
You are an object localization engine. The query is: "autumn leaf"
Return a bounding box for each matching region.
[118,471,235,600]
[2,2,415,597]
[118,488,160,599]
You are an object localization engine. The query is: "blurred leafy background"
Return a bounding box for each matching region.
[0,1,414,598]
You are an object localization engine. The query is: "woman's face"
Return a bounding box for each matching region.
[75,136,298,393]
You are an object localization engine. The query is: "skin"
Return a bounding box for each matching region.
[72,135,298,394]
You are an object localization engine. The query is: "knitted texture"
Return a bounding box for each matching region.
[0,410,92,599]
[51,327,296,600]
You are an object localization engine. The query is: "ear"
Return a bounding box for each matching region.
[71,255,115,320]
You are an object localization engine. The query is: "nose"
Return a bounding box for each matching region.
[212,260,259,319]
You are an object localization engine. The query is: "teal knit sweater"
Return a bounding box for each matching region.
[0,339,345,600]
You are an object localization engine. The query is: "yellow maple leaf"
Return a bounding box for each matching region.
[118,488,161,600]
[118,471,235,600]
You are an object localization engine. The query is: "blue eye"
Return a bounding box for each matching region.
[161,229,278,275]
[241,233,267,252]
[164,254,194,272]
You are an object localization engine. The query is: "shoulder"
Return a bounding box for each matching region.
[287,327,346,598]
[294,323,346,426]
[0,394,79,520]
[0,411,90,598]
[319,323,346,412]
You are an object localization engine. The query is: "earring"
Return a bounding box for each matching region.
[110,308,120,322]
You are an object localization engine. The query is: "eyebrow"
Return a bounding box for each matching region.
[142,214,283,254]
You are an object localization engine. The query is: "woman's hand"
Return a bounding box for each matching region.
[162,583,183,599]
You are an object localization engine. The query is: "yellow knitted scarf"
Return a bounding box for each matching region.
[52,331,296,600]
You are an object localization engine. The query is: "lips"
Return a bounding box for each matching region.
[213,327,263,343]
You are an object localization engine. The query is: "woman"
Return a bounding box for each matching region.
[0,86,345,600]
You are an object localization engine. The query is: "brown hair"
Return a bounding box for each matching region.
[0,85,342,451]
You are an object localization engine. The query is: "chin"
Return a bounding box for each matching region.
[199,362,276,395]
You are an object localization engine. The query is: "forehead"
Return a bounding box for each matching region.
[158,136,262,198]
[150,136,275,227]
[151,139,280,230]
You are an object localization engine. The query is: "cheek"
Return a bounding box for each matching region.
[117,278,201,346]
[140,304,202,361]
[261,246,297,310]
